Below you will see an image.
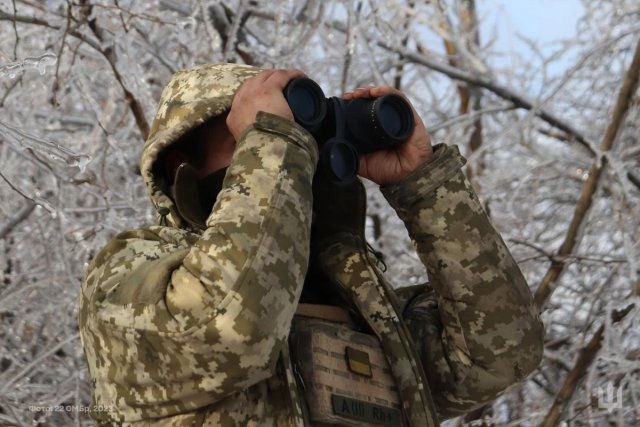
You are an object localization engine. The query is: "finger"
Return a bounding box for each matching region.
[357,154,370,178]
[347,86,402,98]
[234,70,275,99]
[369,86,401,97]
[348,87,375,99]
[247,69,278,85]
[264,68,307,89]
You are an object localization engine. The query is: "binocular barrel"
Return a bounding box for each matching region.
[284,78,327,132]
[284,77,414,185]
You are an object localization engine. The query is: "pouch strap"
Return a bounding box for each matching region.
[295,303,353,324]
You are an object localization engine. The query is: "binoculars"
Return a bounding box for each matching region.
[284,78,414,184]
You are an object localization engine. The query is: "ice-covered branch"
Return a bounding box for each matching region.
[0,202,35,240]
[540,303,636,427]
[0,52,57,79]
[534,37,640,309]
[383,40,599,156]
[0,119,90,172]
[0,6,150,140]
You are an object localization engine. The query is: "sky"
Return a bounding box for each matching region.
[475,0,586,93]
[480,0,584,65]
[481,0,584,47]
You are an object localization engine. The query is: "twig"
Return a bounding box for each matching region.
[0,7,150,140]
[518,253,627,265]
[434,0,485,189]
[534,37,640,309]
[428,106,514,133]
[628,171,640,191]
[79,0,150,140]
[196,5,597,156]
[377,40,598,156]
[0,333,79,393]
[11,0,18,59]
[51,0,73,106]
[0,9,102,51]
[0,74,23,107]
[222,0,247,62]
[538,128,571,143]
[340,2,358,94]
[0,202,35,240]
[393,1,412,91]
[540,304,636,427]
[0,170,36,204]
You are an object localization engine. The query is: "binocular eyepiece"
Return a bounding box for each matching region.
[284,78,414,185]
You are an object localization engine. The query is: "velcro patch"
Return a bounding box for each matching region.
[345,346,372,377]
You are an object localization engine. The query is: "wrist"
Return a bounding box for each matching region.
[380,144,465,209]
[382,149,434,186]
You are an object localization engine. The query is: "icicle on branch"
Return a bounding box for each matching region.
[0,119,91,173]
[0,52,57,79]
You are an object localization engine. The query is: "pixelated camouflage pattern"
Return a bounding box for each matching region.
[79,62,543,426]
[316,240,439,426]
[311,175,439,427]
[311,143,543,423]
[80,63,318,425]
[381,144,544,420]
[140,63,262,229]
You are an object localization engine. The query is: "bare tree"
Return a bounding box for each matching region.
[0,1,638,425]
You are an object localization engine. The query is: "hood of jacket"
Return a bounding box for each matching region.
[140,63,262,228]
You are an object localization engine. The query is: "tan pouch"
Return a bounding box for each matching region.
[290,306,405,426]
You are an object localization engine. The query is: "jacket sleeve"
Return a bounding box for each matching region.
[380,143,544,420]
[78,112,318,422]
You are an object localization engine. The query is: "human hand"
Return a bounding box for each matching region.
[227,68,306,141]
[343,86,433,186]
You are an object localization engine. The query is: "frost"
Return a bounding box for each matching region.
[1,1,639,426]
[0,52,57,79]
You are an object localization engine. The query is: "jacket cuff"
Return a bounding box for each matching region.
[380,144,467,210]
[252,111,319,166]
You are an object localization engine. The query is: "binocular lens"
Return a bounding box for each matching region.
[290,89,315,121]
[320,140,359,184]
[284,78,326,129]
[375,95,413,140]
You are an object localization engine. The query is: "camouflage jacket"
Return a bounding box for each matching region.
[78,64,544,426]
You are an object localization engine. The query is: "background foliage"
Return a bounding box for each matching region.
[0,0,639,425]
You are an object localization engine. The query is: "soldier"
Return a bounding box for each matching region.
[79,64,544,426]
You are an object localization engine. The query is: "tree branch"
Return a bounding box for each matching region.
[436,0,485,189]
[628,171,640,191]
[206,6,597,156]
[0,202,35,240]
[378,40,598,156]
[0,6,150,140]
[78,0,149,140]
[0,9,102,51]
[540,304,635,427]
[534,37,640,309]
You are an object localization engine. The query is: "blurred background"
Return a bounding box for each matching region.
[0,0,639,425]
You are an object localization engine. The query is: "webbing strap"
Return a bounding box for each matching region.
[295,303,352,324]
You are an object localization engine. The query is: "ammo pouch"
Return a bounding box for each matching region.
[290,304,405,426]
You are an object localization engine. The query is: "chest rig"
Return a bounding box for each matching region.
[288,175,439,427]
